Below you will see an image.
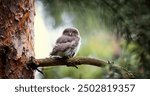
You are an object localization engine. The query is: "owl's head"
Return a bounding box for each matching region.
[62,27,79,37]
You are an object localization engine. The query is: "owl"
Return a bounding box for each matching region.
[50,27,81,59]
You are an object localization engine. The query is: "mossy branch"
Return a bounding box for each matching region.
[36,57,108,67]
[27,56,135,78]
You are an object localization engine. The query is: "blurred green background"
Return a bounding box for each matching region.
[35,0,150,79]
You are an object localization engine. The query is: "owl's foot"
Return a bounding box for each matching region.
[50,56,69,59]
[62,57,78,68]
[51,56,78,68]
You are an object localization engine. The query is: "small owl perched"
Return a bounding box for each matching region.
[50,27,81,59]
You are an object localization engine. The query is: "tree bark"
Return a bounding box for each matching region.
[0,0,35,78]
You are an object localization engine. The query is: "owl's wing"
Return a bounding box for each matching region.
[50,35,80,56]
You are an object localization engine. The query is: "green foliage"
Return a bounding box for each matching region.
[107,0,150,78]
[39,0,150,78]
[44,65,107,79]
[78,32,114,59]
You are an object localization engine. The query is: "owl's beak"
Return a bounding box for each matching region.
[69,33,71,36]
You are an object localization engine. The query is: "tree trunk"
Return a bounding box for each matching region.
[0,0,35,78]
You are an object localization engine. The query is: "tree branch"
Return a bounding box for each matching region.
[28,56,135,78]
[36,57,108,67]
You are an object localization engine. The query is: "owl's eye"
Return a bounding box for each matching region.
[63,30,68,35]
[63,28,79,36]
[73,30,78,35]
